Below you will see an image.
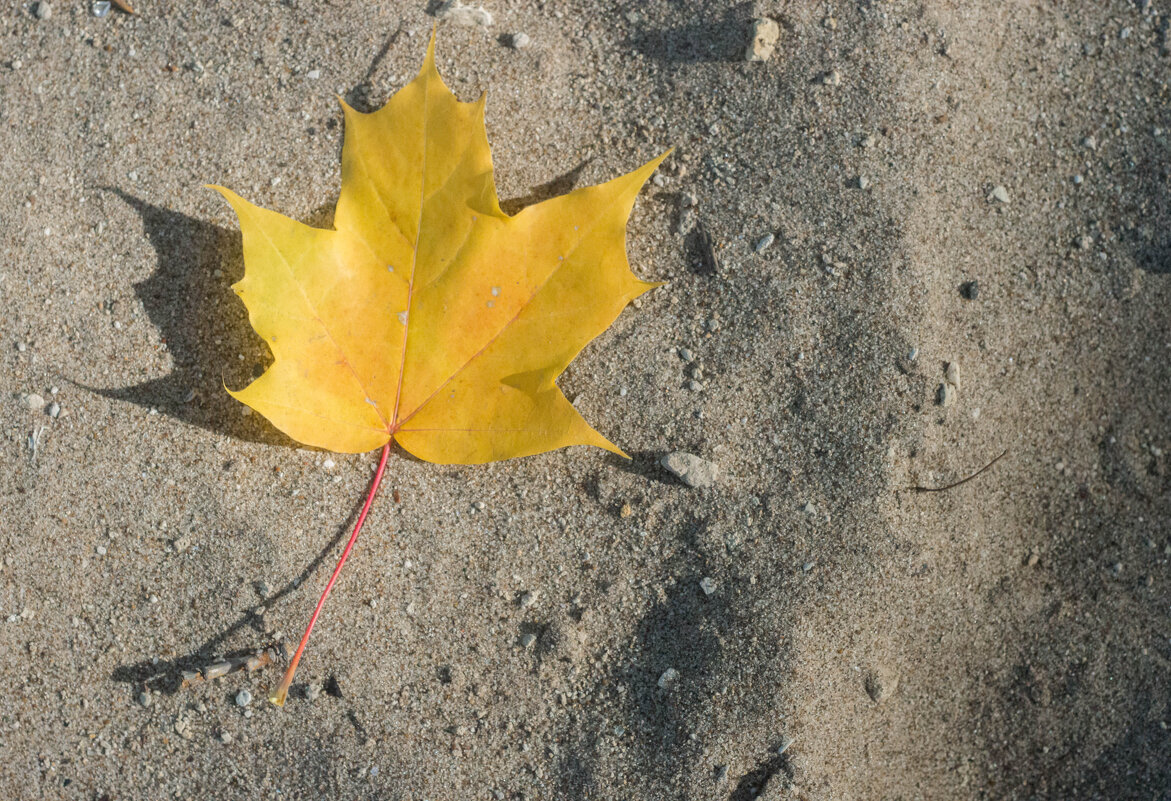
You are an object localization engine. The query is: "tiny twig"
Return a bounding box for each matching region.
[911,448,1008,493]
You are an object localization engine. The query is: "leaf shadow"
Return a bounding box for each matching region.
[343,23,406,113]
[86,190,304,447]
[605,449,679,486]
[109,501,362,695]
[500,159,593,216]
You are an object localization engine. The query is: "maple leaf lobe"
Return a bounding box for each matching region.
[214,33,666,463]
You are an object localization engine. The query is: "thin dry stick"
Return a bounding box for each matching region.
[911,448,1008,493]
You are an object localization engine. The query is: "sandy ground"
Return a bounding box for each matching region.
[3,1,1171,799]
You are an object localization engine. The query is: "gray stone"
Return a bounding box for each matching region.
[745,18,780,62]
[661,452,719,488]
[944,361,960,388]
[822,69,842,86]
[138,691,152,708]
[989,185,1011,204]
[47,402,60,418]
[657,667,679,690]
[699,577,717,596]
[937,383,956,407]
[33,2,51,20]
[22,393,44,412]
[235,688,252,707]
[509,32,531,50]
[754,233,775,253]
[434,0,492,27]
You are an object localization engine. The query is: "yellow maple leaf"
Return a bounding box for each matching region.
[212,36,664,463]
[211,32,665,705]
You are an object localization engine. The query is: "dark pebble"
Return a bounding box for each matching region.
[960,280,980,300]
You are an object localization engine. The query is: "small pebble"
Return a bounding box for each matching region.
[48,402,60,418]
[322,458,335,470]
[822,69,842,86]
[305,683,322,702]
[1082,135,1097,150]
[92,1,110,16]
[657,667,679,690]
[699,577,717,596]
[519,591,539,608]
[520,632,537,648]
[235,689,252,707]
[802,561,815,572]
[960,280,980,300]
[660,452,719,488]
[95,545,107,556]
[1026,551,1040,568]
[138,691,152,708]
[434,0,492,27]
[937,383,956,407]
[864,667,899,703]
[1077,234,1093,250]
[989,185,1011,204]
[16,341,27,352]
[777,735,795,755]
[754,233,775,253]
[745,17,780,62]
[1072,174,1084,185]
[944,361,960,388]
[680,191,697,208]
[218,731,233,744]
[509,32,531,50]
[857,175,870,190]
[22,393,45,412]
[307,69,321,80]
[33,1,51,20]
[687,379,704,392]
[678,347,695,362]
[802,501,816,515]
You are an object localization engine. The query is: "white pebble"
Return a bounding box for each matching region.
[754,233,775,253]
[322,458,335,470]
[989,185,1011,204]
[33,1,51,20]
[307,69,321,80]
[235,689,252,707]
[699,577,717,596]
[22,393,45,411]
[509,32,531,50]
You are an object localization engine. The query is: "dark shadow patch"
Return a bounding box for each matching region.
[627,3,756,64]
[730,748,792,801]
